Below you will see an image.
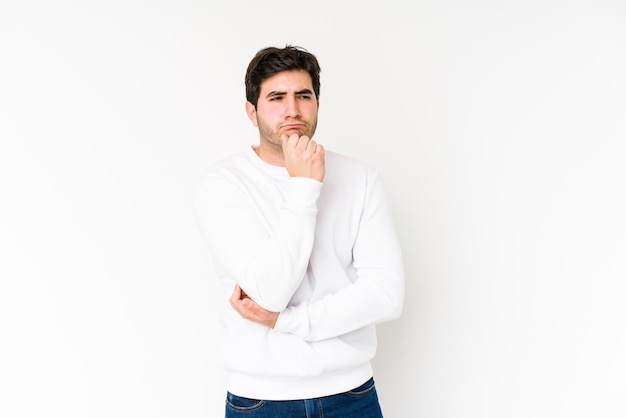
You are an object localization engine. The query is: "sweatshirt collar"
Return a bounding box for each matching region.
[247,146,290,178]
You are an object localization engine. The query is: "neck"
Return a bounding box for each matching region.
[254,142,285,167]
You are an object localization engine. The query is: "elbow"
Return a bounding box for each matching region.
[257,297,289,313]
[388,298,404,320]
[381,291,403,322]
[241,269,303,313]
[381,278,404,321]
[252,286,293,313]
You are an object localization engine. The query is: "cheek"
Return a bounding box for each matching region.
[305,104,319,117]
[255,109,276,127]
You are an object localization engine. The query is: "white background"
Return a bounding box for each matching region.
[1,1,625,417]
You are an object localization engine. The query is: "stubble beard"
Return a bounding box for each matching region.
[257,118,318,153]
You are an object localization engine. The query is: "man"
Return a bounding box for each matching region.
[194,45,404,417]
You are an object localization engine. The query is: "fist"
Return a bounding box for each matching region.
[281,134,325,182]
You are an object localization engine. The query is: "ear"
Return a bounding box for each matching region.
[245,101,258,127]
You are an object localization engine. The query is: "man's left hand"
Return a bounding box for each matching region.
[229,285,279,329]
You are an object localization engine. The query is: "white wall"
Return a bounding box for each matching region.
[1,1,625,417]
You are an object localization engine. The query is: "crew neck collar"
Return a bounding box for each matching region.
[247,146,289,177]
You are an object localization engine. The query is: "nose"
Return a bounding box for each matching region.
[284,95,301,118]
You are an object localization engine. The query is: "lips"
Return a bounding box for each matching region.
[281,123,306,130]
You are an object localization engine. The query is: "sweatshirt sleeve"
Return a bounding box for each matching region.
[193,167,322,312]
[273,172,405,341]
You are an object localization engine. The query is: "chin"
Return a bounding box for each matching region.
[285,129,308,137]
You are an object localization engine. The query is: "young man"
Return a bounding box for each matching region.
[194,45,404,417]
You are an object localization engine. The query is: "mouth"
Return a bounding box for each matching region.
[281,123,306,130]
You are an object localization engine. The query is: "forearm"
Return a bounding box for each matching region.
[194,175,322,311]
[274,171,405,340]
[274,251,404,341]
[229,262,404,339]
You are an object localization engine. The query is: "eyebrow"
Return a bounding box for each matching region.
[265,89,314,99]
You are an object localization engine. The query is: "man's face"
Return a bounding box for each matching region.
[247,69,319,150]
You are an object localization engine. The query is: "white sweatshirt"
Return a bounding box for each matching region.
[193,146,404,400]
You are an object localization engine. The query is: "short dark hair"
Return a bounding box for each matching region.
[245,45,321,107]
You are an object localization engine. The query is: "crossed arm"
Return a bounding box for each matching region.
[229,170,405,341]
[197,134,403,339]
[230,284,279,329]
[227,133,322,327]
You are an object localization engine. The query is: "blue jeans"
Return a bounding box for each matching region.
[224,377,384,418]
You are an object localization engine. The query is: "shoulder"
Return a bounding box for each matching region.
[325,150,378,180]
[193,152,256,205]
[196,151,251,182]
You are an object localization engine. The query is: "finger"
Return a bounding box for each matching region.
[244,301,266,322]
[241,299,261,321]
[230,285,243,310]
[230,285,239,302]
[282,133,298,152]
[230,296,249,318]
[288,133,300,146]
[295,135,310,150]
[229,295,241,313]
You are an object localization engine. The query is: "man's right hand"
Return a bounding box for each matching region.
[281,133,325,182]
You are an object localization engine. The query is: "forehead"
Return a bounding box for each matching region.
[259,69,313,94]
